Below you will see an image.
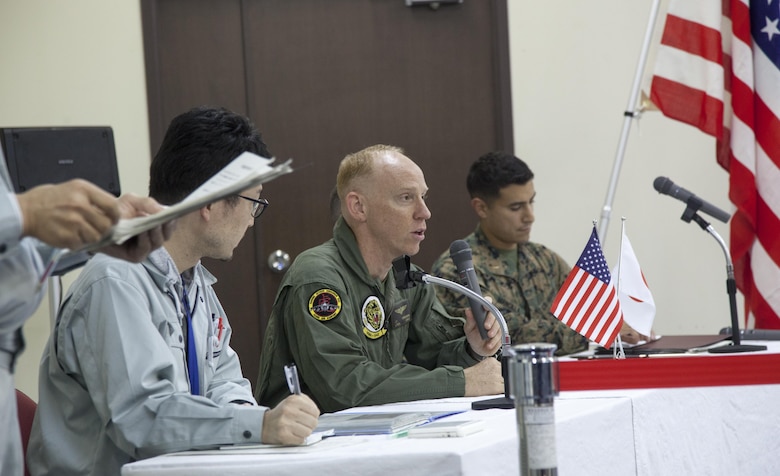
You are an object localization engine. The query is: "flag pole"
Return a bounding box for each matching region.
[597,0,663,245]
[615,217,626,296]
[613,217,627,359]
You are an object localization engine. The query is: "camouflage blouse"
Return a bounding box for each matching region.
[431,226,588,355]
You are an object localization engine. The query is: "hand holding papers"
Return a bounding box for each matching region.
[69,152,292,255]
[38,152,292,284]
[112,152,292,246]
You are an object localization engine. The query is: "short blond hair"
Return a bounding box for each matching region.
[336,144,403,200]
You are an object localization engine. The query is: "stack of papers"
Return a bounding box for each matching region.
[314,410,462,436]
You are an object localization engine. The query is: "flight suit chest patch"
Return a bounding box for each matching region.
[362,296,387,339]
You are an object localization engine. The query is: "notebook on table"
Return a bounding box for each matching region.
[595,335,730,355]
[314,410,462,436]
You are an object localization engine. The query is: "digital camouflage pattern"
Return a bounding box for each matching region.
[431,226,588,355]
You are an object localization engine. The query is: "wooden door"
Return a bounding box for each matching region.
[142,0,512,384]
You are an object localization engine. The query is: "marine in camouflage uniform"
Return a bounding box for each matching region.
[432,227,588,356]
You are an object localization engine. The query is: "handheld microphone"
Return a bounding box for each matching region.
[653,176,731,223]
[392,253,515,409]
[449,240,489,340]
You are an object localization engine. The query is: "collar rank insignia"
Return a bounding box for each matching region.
[361,295,387,339]
[308,289,342,321]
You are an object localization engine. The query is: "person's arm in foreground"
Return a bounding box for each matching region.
[17,179,174,261]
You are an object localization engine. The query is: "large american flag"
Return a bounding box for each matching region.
[550,227,624,348]
[650,0,780,329]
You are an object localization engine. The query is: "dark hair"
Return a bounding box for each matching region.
[149,106,271,205]
[466,151,534,201]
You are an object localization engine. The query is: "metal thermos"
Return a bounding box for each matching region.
[509,343,559,476]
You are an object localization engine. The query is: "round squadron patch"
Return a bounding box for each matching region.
[361,296,387,339]
[308,289,342,321]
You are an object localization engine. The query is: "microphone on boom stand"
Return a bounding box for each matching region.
[653,176,766,353]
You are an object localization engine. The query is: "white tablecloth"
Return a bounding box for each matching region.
[122,395,635,476]
[123,344,780,476]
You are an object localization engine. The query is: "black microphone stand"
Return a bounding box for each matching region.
[392,256,515,409]
[679,198,766,353]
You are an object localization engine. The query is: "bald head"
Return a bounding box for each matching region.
[336,144,404,201]
[335,144,431,277]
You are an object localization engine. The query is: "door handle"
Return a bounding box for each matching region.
[267,249,291,273]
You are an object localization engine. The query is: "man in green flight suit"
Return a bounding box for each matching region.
[256,144,504,413]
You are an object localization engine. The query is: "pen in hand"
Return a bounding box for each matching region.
[284,363,302,395]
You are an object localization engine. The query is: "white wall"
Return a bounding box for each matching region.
[508,0,736,337]
[2,0,733,400]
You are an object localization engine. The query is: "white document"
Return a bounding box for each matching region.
[73,152,292,254]
[406,420,486,438]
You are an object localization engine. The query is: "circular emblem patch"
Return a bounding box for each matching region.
[308,289,342,321]
[361,296,387,339]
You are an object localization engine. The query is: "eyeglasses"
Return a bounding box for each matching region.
[237,195,270,218]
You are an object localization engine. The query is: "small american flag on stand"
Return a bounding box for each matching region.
[550,226,624,348]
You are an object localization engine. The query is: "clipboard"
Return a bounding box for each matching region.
[595,335,730,355]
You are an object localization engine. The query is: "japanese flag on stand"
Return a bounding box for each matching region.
[550,226,624,348]
[611,231,656,338]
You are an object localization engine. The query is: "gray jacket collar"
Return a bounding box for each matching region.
[143,247,217,292]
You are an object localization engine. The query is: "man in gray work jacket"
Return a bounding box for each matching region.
[257,144,504,413]
[28,106,319,476]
